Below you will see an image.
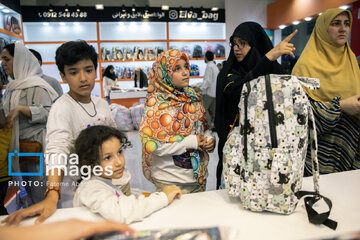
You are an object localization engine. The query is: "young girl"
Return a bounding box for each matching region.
[139,49,215,194]
[73,125,181,224]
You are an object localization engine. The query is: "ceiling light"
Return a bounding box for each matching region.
[292,20,300,25]
[279,25,286,29]
[43,22,49,26]
[339,5,349,10]
[211,7,219,11]
[95,4,104,10]
[2,9,10,13]
[304,17,312,21]
[161,5,169,10]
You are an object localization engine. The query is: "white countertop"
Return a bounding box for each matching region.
[1,170,359,239]
[110,89,147,99]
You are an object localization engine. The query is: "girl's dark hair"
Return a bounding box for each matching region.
[4,43,15,56]
[74,125,131,169]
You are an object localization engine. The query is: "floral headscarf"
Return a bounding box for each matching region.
[139,49,209,184]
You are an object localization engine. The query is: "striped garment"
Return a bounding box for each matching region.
[305,97,360,176]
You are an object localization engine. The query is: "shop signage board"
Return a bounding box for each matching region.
[21,6,225,23]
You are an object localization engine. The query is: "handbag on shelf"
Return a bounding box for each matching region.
[222,74,337,230]
[19,140,42,163]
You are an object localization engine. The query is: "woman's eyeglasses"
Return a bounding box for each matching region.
[229,40,247,49]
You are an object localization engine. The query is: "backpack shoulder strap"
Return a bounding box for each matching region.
[295,104,337,230]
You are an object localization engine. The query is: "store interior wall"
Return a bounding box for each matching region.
[20,0,225,8]
[224,0,276,56]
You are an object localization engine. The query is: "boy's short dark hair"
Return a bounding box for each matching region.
[55,40,98,74]
[205,51,214,61]
[29,49,42,64]
[74,125,131,169]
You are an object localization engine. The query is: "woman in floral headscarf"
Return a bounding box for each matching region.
[139,49,215,193]
[292,8,360,174]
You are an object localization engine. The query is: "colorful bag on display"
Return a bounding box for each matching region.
[222,74,337,230]
[192,45,203,58]
[110,104,134,131]
[129,103,145,130]
[190,64,200,76]
[214,44,225,58]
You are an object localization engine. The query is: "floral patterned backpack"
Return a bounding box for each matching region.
[222,74,337,230]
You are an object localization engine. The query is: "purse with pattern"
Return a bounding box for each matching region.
[222,74,337,230]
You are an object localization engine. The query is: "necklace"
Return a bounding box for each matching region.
[75,99,97,117]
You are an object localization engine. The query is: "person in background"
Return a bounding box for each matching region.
[103,65,118,104]
[1,42,58,205]
[292,8,360,174]
[2,40,115,225]
[134,67,148,88]
[139,49,215,194]
[215,22,297,188]
[0,65,8,87]
[216,63,222,72]
[73,125,181,223]
[29,49,63,99]
[0,75,11,215]
[199,51,218,128]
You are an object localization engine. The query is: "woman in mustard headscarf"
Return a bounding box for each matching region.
[292,8,360,175]
[139,49,215,193]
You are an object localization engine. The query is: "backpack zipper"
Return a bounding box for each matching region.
[265,75,278,148]
[243,82,251,162]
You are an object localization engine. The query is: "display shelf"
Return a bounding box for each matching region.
[0,28,22,39]
[22,20,226,99]
[100,40,167,43]
[102,59,155,63]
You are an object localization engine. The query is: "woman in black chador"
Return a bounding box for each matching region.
[215,22,297,188]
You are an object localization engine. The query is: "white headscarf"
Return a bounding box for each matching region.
[3,42,58,174]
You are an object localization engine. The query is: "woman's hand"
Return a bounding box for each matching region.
[1,191,59,226]
[339,94,360,116]
[5,106,32,129]
[265,29,298,61]
[5,108,19,129]
[0,219,132,240]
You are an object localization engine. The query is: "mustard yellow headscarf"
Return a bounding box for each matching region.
[292,8,360,103]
